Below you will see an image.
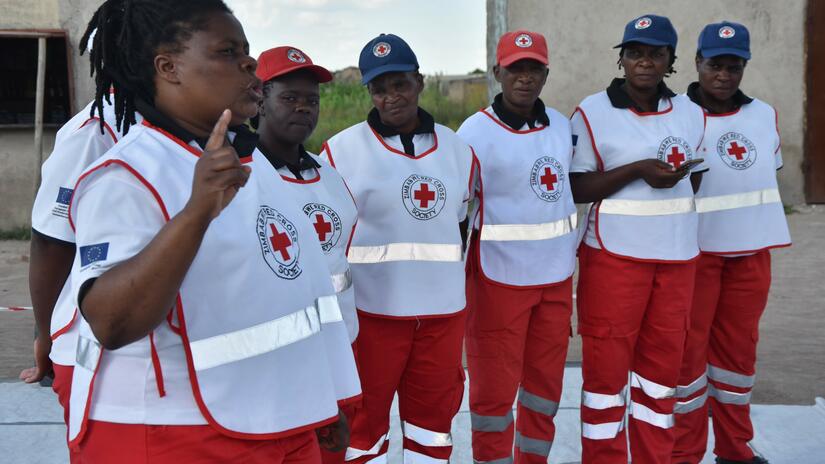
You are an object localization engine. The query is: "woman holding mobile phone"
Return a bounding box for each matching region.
[569,14,706,464]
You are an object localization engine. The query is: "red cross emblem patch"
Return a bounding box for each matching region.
[530,156,565,202]
[657,136,695,169]
[303,203,343,253]
[635,17,652,29]
[515,33,533,48]
[287,48,307,63]
[719,26,736,39]
[716,132,757,170]
[257,206,302,280]
[373,42,391,58]
[402,174,447,220]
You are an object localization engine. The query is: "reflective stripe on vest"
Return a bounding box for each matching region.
[696,188,781,214]
[708,364,756,388]
[480,213,577,242]
[674,389,708,414]
[75,335,101,371]
[581,417,625,440]
[470,410,514,432]
[347,242,463,263]
[629,400,674,429]
[190,295,342,371]
[514,431,552,457]
[518,387,559,416]
[582,387,626,410]
[600,197,695,216]
[331,269,353,293]
[345,433,388,461]
[402,420,452,447]
[630,371,676,399]
[709,384,751,405]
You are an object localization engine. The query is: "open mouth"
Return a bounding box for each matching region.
[247,80,264,101]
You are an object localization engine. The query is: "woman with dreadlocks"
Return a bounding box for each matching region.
[568,14,706,464]
[65,1,358,462]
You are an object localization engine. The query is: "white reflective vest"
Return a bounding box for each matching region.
[693,98,790,253]
[67,121,358,445]
[576,92,705,262]
[457,107,577,286]
[277,153,359,342]
[323,122,475,317]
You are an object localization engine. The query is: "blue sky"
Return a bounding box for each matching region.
[226,0,487,75]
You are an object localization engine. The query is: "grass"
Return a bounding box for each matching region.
[0,227,31,240]
[304,79,488,154]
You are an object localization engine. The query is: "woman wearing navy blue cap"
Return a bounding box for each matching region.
[569,14,707,464]
[672,21,789,464]
[320,34,477,463]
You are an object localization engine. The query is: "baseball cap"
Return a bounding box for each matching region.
[615,14,678,49]
[697,21,751,60]
[358,34,419,85]
[497,30,548,67]
[256,46,333,84]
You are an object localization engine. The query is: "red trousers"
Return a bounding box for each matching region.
[345,311,466,463]
[321,343,360,464]
[466,253,572,464]
[52,363,73,425]
[672,251,771,463]
[72,421,322,463]
[577,245,695,464]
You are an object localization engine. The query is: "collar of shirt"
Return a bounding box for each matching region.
[686,81,753,113]
[135,98,259,157]
[606,78,677,111]
[490,92,550,130]
[367,107,436,156]
[257,143,320,180]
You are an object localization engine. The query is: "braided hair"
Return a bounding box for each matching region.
[80,0,232,135]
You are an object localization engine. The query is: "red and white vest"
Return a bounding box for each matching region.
[457,107,577,286]
[67,121,358,444]
[693,98,790,254]
[577,92,705,262]
[323,121,475,318]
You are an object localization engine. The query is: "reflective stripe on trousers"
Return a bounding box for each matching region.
[480,213,577,241]
[470,410,514,433]
[696,188,781,213]
[402,421,452,447]
[514,431,552,457]
[675,372,708,399]
[629,401,674,429]
[347,242,463,263]
[600,197,695,216]
[708,364,756,388]
[582,417,626,440]
[518,387,559,416]
[345,433,388,461]
[189,295,342,371]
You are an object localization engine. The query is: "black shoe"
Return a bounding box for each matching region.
[715,456,769,464]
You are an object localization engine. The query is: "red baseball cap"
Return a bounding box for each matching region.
[255,46,333,83]
[496,30,548,67]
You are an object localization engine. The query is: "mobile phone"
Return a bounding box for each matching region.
[678,158,705,171]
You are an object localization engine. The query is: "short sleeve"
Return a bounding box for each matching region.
[570,109,599,173]
[31,120,119,243]
[70,164,167,309]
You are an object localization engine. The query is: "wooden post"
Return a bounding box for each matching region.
[33,36,47,196]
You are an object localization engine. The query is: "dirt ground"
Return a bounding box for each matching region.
[1,206,823,404]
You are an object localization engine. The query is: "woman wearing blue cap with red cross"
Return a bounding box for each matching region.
[569,14,707,464]
[671,21,790,464]
[320,34,477,463]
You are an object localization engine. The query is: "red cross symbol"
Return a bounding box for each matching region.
[313,213,332,242]
[376,44,388,55]
[290,52,302,61]
[667,146,686,168]
[720,28,733,38]
[518,36,530,45]
[638,19,650,27]
[727,141,747,160]
[414,183,436,208]
[269,223,292,261]
[540,167,558,191]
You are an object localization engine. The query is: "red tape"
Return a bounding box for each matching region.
[0,306,32,312]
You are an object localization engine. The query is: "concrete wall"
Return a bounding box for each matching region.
[498,0,807,204]
[0,0,98,230]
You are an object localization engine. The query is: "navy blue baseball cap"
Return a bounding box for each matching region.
[358,34,419,85]
[697,21,751,60]
[615,14,678,49]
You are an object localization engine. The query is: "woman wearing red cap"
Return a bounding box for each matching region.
[569,14,706,464]
[672,21,788,464]
[253,45,362,463]
[457,29,577,464]
[321,33,477,464]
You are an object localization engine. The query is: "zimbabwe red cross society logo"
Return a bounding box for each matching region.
[257,206,302,280]
[303,203,342,253]
[657,136,695,169]
[635,17,652,29]
[287,48,307,63]
[402,174,447,220]
[373,42,391,58]
[515,33,533,48]
[717,132,757,170]
[719,26,736,39]
[530,156,565,202]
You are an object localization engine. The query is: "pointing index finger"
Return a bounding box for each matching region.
[205,109,231,152]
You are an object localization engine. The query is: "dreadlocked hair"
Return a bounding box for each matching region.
[80,0,232,135]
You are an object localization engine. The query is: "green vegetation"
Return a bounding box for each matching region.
[0,226,31,240]
[784,204,797,215]
[304,79,488,153]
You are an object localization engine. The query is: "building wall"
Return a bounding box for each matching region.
[499,0,807,204]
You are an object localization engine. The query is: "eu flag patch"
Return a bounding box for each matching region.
[56,187,74,205]
[80,243,109,267]
[572,134,579,147]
